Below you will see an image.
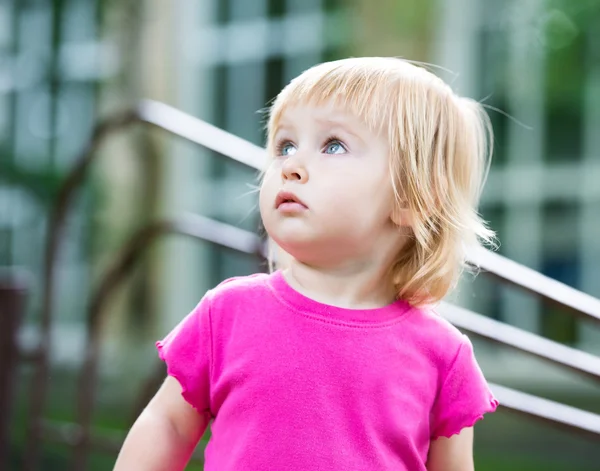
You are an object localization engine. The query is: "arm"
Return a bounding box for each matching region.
[427,426,474,471]
[113,376,210,471]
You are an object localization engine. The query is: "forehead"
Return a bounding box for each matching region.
[275,103,367,132]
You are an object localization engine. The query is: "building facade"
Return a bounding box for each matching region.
[2,0,598,377]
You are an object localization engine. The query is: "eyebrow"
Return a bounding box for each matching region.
[274,123,293,133]
[315,118,366,143]
[275,118,365,143]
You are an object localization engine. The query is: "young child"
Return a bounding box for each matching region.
[114,57,498,471]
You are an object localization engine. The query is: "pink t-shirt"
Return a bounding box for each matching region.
[157,271,498,470]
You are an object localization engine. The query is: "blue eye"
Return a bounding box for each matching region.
[278,142,297,156]
[324,140,346,155]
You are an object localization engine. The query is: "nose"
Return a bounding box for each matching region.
[281,159,308,183]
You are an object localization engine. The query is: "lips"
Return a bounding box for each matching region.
[275,190,307,209]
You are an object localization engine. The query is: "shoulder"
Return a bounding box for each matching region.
[404,304,470,367]
[199,272,282,349]
[203,272,273,315]
[209,272,270,299]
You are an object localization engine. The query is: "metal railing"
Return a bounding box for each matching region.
[1,100,599,471]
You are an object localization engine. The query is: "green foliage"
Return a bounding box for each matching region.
[0,157,63,208]
[542,0,599,103]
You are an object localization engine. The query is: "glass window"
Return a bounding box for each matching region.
[540,256,580,345]
[543,16,585,162]
[216,0,231,24]
[229,0,268,22]
[477,24,509,167]
[539,200,580,344]
[541,200,579,256]
[268,0,286,18]
[264,56,284,120]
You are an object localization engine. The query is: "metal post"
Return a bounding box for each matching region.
[0,271,28,468]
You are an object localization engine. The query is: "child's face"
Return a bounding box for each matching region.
[259,103,405,267]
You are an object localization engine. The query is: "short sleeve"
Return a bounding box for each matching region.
[430,335,498,439]
[156,293,213,416]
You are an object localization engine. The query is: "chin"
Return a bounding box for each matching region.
[267,231,315,259]
[271,235,313,257]
[272,236,357,268]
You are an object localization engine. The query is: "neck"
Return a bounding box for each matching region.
[283,257,397,309]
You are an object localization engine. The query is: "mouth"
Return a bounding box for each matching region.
[275,190,307,210]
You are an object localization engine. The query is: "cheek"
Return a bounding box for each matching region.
[344,171,393,203]
[258,169,278,213]
[353,178,395,221]
[258,184,270,216]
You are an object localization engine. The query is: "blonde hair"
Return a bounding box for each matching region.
[265,57,496,307]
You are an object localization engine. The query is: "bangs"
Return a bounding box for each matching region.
[266,57,448,148]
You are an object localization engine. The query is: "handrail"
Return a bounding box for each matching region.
[468,246,600,324]
[23,99,600,470]
[490,383,600,440]
[438,302,600,384]
[138,100,267,169]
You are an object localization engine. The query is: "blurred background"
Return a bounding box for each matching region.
[1,0,599,469]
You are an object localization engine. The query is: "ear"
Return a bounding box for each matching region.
[391,204,412,228]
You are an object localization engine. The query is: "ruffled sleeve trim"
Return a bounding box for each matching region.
[432,396,499,439]
[156,340,205,415]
